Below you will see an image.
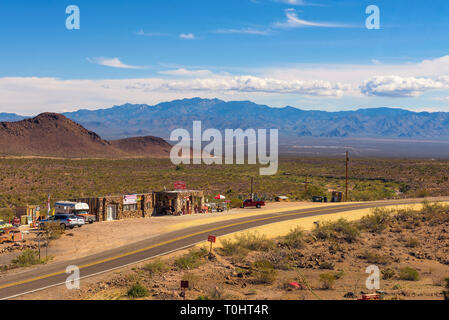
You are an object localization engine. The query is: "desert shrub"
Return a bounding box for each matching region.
[313,219,360,243]
[420,201,449,224]
[382,268,396,280]
[230,198,243,208]
[415,189,429,198]
[358,250,391,265]
[394,208,421,225]
[281,227,305,249]
[0,208,14,221]
[12,250,45,267]
[204,285,231,300]
[405,238,420,248]
[222,232,275,253]
[174,247,208,270]
[42,221,65,240]
[144,259,169,276]
[359,208,391,233]
[442,277,449,301]
[127,283,149,298]
[182,273,201,290]
[250,260,277,284]
[399,267,420,281]
[319,261,335,270]
[319,273,336,290]
[236,232,274,251]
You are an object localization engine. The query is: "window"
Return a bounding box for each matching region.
[123,204,137,211]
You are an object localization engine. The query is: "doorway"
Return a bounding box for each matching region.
[107,204,117,221]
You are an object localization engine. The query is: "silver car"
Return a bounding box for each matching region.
[39,214,79,230]
[75,215,85,227]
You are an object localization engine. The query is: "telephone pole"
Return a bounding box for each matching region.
[250,177,254,200]
[345,151,349,202]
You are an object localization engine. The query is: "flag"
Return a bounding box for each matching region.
[47,193,51,215]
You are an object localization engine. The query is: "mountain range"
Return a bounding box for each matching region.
[2,98,449,140]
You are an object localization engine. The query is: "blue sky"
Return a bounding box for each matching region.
[1,0,449,114]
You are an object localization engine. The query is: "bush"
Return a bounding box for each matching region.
[230,198,243,208]
[220,232,275,258]
[41,221,65,240]
[399,267,420,281]
[11,250,45,267]
[0,208,14,222]
[442,277,449,301]
[358,250,391,265]
[127,283,149,298]
[359,208,391,233]
[250,260,277,284]
[182,273,201,290]
[382,268,396,280]
[144,259,169,276]
[174,247,208,270]
[405,238,420,248]
[319,261,335,270]
[319,273,336,290]
[313,219,360,243]
[282,227,305,249]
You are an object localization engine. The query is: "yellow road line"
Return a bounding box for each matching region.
[0,200,432,291]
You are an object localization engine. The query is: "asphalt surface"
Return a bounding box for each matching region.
[0,198,446,300]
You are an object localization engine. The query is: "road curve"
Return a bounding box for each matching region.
[0,198,446,299]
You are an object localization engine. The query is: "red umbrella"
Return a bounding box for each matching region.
[214,195,226,200]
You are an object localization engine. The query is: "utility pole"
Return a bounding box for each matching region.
[345,151,349,202]
[304,176,311,194]
[250,177,254,200]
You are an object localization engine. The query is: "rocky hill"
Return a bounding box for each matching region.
[0,113,171,158]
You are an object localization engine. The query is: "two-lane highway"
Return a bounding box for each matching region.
[0,198,446,299]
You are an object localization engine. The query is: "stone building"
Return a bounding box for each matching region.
[71,193,153,222]
[153,190,204,215]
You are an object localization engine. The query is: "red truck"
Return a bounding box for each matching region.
[241,199,265,209]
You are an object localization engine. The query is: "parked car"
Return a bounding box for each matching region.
[241,199,265,209]
[0,228,23,243]
[75,215,85,227]
[39,214,79,230]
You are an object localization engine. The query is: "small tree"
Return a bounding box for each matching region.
[442,277,449,301]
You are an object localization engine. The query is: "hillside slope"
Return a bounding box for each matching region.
[0,113,171,158]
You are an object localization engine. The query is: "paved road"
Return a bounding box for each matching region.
[0,198,446,299]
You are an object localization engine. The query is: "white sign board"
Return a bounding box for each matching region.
[123,194,138,205]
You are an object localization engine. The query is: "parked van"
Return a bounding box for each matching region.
[55,201,96,224]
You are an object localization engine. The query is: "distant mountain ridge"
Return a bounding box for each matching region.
[3,98,449,140]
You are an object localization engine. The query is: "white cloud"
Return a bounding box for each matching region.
[87,57,146,69]
[160,75,349,96]
[360,76,449,97]
[273,8,355,29]
[179,33,195,39]
[213,28,271,35]
[433,96,449,102]
[275,0,307,5]
[159,68,213,76]
[135,29,167,37]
